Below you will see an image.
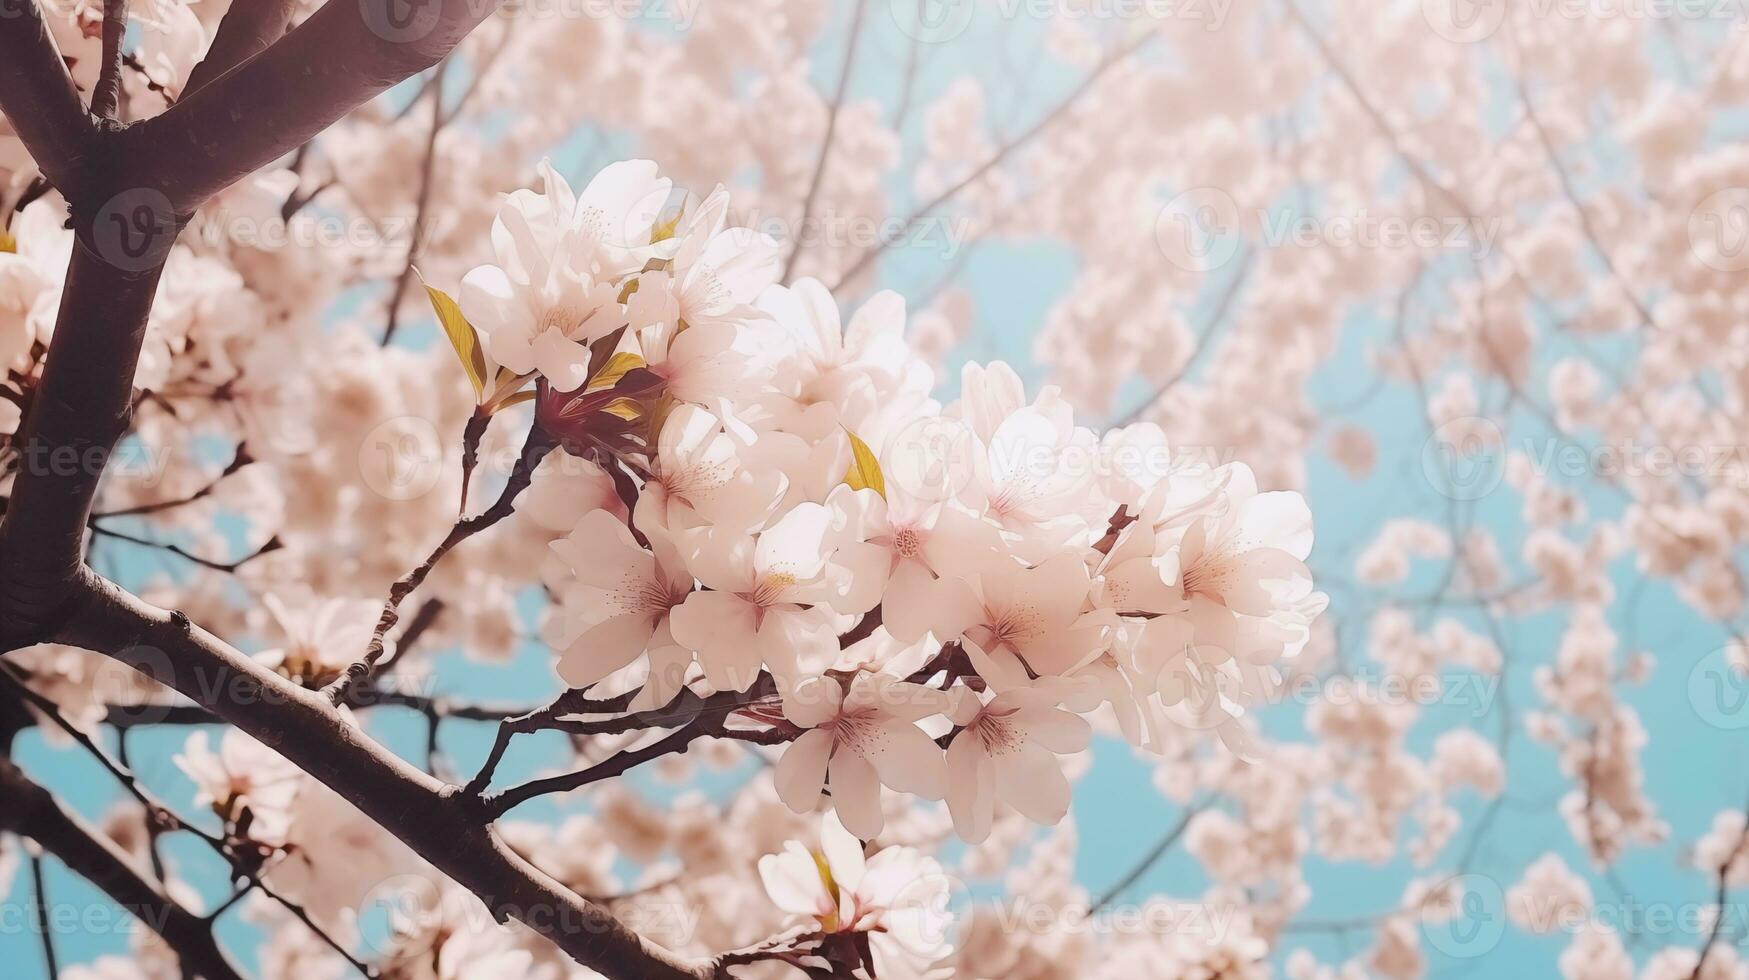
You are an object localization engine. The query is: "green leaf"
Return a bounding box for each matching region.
[842,428,886,499]
[496,389,538,410]
[420,274,488,400]
[650,205,685,243]
[587,351,647,393]
[601,397,643,422]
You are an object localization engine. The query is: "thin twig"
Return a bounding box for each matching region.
[91,0,130,120]
[782,0,870,283]
[829,25,1160,292]
[1090,798,1211,911]
[382,59,451,347]
[325,423,555,705]
[30,853,58,978]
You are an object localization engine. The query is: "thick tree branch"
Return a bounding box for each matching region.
[182,0,303,97]
[116,0,507,213]
[0,0,98,194]
[0,756,247,980]
[28,569,713,980]
[0,0,505,641]
[0,239,170,639]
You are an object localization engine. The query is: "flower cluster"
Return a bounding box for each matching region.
[442,161,1325,844]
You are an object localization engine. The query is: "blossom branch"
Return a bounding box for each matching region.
[1687,795,1749,980]
[324,423,556,705]
[0,756,248,980]
[92,443,252,518]
[471,675,781,810]
[26,568,716,980]
[0,663,214,844]
[482,723,716,818]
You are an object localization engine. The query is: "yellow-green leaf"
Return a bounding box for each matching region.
[495,389,538,411]
[651,206,685,243]
[420,275,488,400]
[482,368,534,413]
[587,352,647,393]
[602,397,643,422]
[842,429,886,499]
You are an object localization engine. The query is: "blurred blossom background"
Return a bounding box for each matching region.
[7,0,1749,976]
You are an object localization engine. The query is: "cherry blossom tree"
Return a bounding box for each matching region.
[3,0,1748,978]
